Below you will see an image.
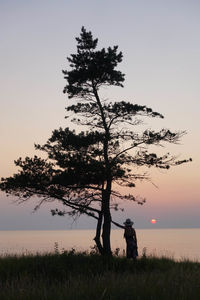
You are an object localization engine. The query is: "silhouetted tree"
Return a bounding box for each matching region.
[0,27,191,255]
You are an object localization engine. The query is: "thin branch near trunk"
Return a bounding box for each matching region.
[21,188,101,216]
[112,141,144,163]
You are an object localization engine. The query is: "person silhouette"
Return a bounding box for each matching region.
[123,218,138,259]
[112,218,138,258]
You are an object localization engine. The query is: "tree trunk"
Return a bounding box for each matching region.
[101,189,112,255]
[93,85,112,255]
[94,212,105,255]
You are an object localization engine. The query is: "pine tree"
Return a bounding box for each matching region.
[0,27,191,255]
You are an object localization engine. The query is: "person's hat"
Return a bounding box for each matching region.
[123,218,134,226]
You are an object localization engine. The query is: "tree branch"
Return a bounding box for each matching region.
[111,220,124,229]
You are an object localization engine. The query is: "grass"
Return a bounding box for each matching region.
[0,250,199,299]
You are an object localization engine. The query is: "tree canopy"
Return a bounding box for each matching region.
[0,27,191,255]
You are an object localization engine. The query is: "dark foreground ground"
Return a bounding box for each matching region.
[0,251,199,299]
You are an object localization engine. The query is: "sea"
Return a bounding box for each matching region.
[0,228,199,261]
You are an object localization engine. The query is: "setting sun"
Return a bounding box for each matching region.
[151,219,157,224]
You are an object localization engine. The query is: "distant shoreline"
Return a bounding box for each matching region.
[0,227,200,231]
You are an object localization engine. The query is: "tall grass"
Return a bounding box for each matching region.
[0,251,199,299]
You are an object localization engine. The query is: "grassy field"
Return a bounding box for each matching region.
[0,250,199,299]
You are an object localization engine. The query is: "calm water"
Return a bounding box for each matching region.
[0,229,199,261]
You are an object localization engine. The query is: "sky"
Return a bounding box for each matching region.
[0,0,199,230]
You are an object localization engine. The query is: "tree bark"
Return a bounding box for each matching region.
[101,188,112,255]
[94,212,105,255]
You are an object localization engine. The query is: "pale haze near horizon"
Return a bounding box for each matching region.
[0,0,199,230]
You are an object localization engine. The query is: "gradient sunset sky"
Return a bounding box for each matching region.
[0,0,199,229]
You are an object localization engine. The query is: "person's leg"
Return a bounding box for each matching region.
[126,244,131,258]
[132,247,137,259]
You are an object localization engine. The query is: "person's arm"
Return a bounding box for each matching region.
[111,220,125,229]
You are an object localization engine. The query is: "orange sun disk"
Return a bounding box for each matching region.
[151,219,157,224]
